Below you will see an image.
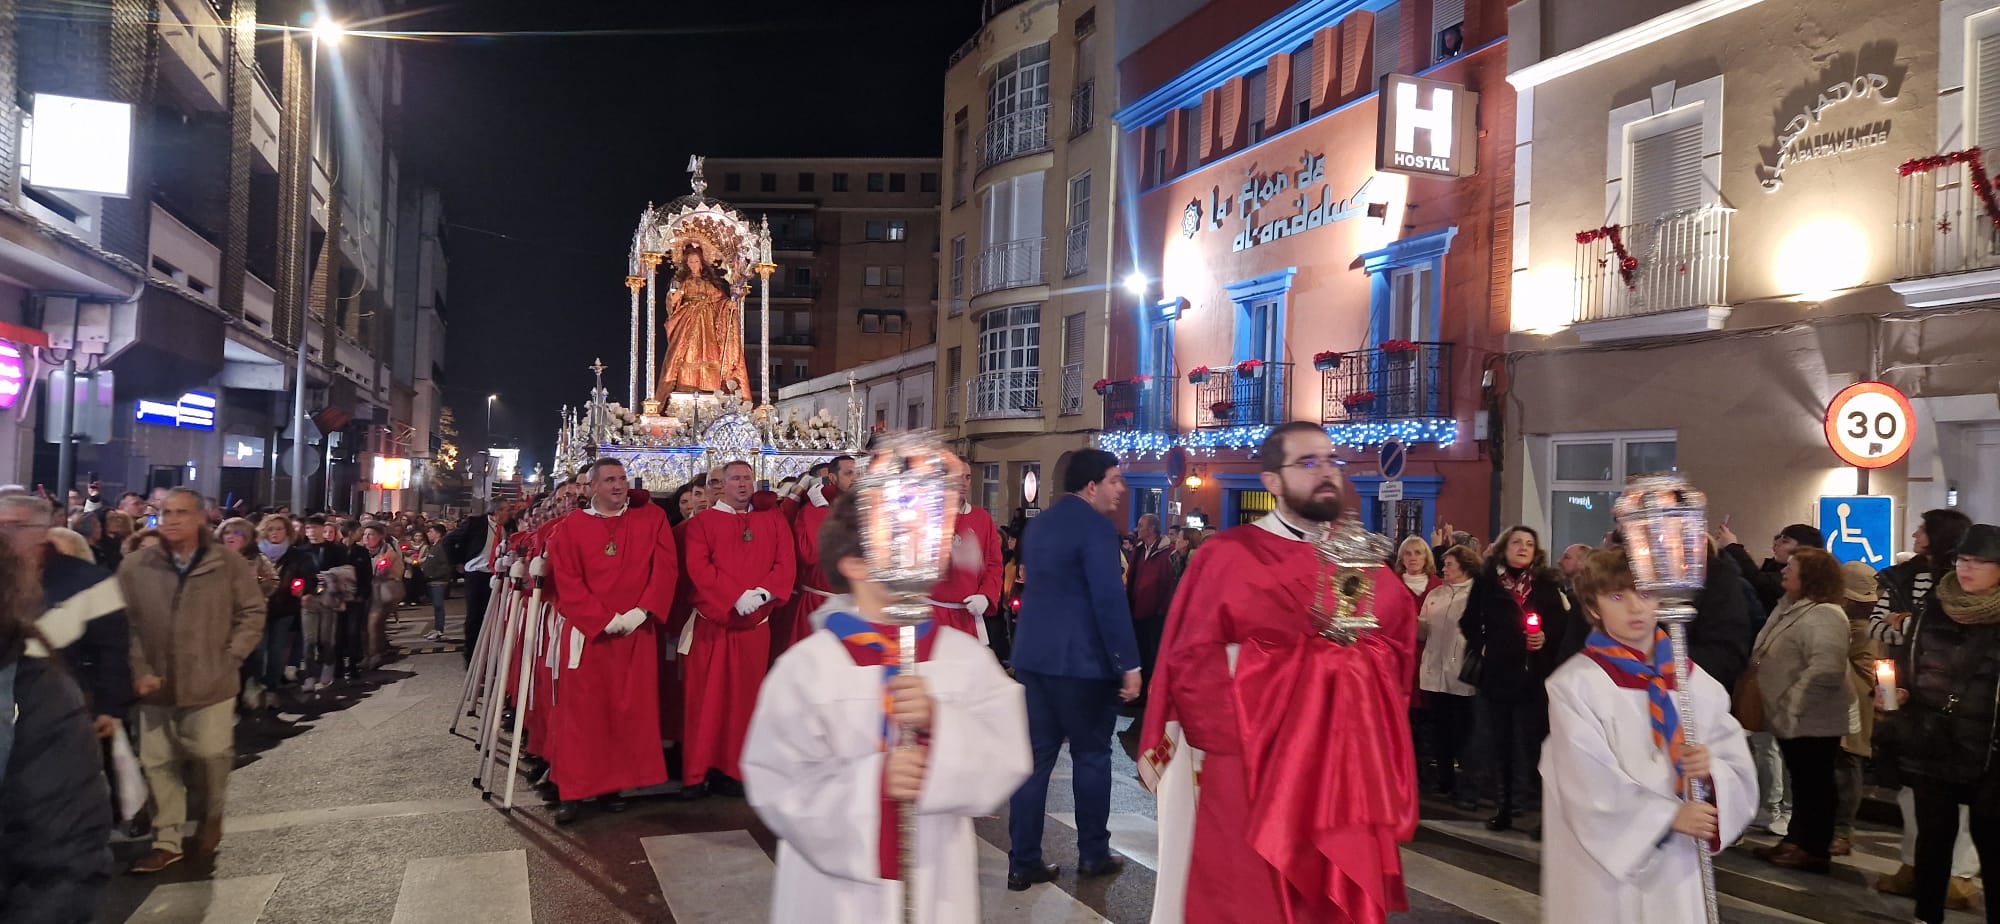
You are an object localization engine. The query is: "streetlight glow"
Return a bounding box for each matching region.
[1123,272,1147,297]
[311,18,345,45]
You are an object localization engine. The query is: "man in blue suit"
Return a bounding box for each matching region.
[1006,449,1142,890]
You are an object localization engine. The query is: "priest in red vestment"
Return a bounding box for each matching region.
[680,459,795,798]
[1138,421,1418,924]
[926,465,1002,640]
[772,456,855,658]
[544,458,680,824]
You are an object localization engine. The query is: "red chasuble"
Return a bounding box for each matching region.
[925,506,1002,638]
[1139,521,1418,924]
[545,497,680,801]
[681,501,796,786]
[772,487,839,660]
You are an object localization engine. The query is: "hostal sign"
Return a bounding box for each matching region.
[1376,74,1479,180]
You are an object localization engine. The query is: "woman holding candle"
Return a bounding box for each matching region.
[360,523,405,670]
[1459,524,1574,831]
[1749,548,1851,872]
[1890,523,2000,924]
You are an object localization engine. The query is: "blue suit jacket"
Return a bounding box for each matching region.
[1012,494,1141,679]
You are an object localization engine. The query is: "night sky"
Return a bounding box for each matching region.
[386,0,981,471]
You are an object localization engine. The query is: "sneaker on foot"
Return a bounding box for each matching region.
[1766,813,1791,837]
[318,665,335,687]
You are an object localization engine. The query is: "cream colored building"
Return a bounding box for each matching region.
[1503,0,2000,554]
[937,0,1119,523]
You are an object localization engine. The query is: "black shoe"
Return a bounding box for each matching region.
[1007,864,1059,891]
[1077,856,1126,879]
[552,801,582,825]
[1453,797,1480,813]
[600,796,627,813]
[677,782,710,801]
[1485,812,1513,832]
[709,775,745,798]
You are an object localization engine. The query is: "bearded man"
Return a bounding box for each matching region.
[1138,420,1419,923]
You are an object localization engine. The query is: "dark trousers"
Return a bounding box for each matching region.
[1008,669,1120,874]
[1134,617,1165,700]
[429,582,449,633]
[462,573,492,664]
[249,610,297,690]
[1424,692,1477,799]
[1776,735,1840,858]
[336,603,367,671]
[1912,776,2000,923]
[1473,694,1545,811]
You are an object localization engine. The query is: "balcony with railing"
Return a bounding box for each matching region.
[1896,155,2000,282]
[968,369,1041,420]
[1573,205,1733,326]
[972,238,1046,295]
[1193,363,1291,429]
[1064,222,1090,278]
[1060,362,1083,415]
[1071,81,1095,138]
[979,105,1052,173]
[1317,343,1452,424]
[1102,378,1173,432]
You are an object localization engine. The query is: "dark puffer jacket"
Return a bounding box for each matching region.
[0,652,113,922]
[1890,592,2000,786]
[1459,567,1573,703]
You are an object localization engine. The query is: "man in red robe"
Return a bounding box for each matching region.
[544,458,680,824]
[1139,421,1418,923]
[680,459,795,798]
[926,465,1002,640]
[773,455,854,659]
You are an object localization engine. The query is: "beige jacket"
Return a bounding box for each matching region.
[120,537,268,708]
[1751,598,1851,740]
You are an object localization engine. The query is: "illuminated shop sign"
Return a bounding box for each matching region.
[1188,152,1380,253]
[135,391,216,430]
[1376,75,1479,180]
[23,94,134,197]
[0,342,24,410]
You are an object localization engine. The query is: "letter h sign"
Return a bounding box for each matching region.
[1377,74,1479,180]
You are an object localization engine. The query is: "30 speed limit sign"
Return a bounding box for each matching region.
[1823,382,1915,469]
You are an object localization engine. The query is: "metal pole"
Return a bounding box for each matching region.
[1660,605,1720,924]
[290,33,318,512]
[54,300,82,502]
[896,622,918,924]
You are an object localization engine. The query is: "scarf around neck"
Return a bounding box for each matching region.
[1938,573,2000,625]
[1583,628,1686,794]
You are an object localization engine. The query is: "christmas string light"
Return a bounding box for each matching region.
[1096,418,1458,459]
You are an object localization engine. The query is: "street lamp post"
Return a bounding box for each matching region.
[290,17,342,512]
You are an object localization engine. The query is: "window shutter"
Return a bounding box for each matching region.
[1629,122,1704,224]
[1184,101,1204,169]
[1978,31,2000,146]
[1063,313,1086,364]
[1433,0,1465,31]
[1291,43,1313,112]
[1246,69,1269,132]
[1374,2,1401,86]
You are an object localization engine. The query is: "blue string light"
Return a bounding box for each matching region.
[1096,418,1458,458]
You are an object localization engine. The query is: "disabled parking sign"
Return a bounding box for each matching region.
[1817,495,1893,567]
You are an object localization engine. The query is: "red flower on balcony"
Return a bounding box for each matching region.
[1112,410,1135,423]
[1188,366,1212,384]
[1210,400,1235,419]
[1380,339,1418,354]
[1342,391,1377,408]
[1092,378,1115,394]
[1235,358,1265,377]
[1312,350,1342,372]
[1131,375,1153,386]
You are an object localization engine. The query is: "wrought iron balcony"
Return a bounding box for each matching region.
[979,105,1052,173]
[972,238,1046,295]
[1060,362,1083,416]
[1102,377,1173,432]
[1071,81,1095,138]
[1193,363,1291,429]
[1064,221,1089,278]
[968,369,1041,420]
[771,236,818,252]
[1896,154,2000,279]
[1573,205,1733,323]
[1317,342,1452,424]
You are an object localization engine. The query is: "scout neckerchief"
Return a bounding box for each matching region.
[825,610,939,881]
[1582,627,1686,794]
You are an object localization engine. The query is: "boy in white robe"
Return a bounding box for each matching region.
[742,492,1031,924]
[1541,549,1759,924]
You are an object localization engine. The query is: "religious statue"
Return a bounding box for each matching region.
[656,238,750,397]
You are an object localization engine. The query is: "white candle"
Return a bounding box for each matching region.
[1876,659,1899,712]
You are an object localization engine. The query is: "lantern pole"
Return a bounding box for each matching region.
[625,274,644,407]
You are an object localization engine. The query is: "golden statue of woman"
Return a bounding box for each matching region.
[656,243,749,397]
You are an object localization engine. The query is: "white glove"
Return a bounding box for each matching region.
[734,588,771,616]
[965,595,991,619]
[605,608,646,636]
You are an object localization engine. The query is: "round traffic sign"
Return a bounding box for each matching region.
[1823,382,1915,469]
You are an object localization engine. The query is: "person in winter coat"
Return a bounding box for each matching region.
[1394,534,1441,610]
[1886,523,2000,924]
[1689,544,1754,695]
[1719,521,1825,617]
[1749,548,1851,873]
[1831,561,1882,858]
[360,524,404,670]
[1417,544,1479,808]
[250,517,315,710]
[0,540,112,923]
[418,524,455,641]
[1459,524,1574,831]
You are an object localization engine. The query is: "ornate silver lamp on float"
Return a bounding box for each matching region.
[851,433,967,924]
[1614,474,1719,924]
[1311,513,1394,644]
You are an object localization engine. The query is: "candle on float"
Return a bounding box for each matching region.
[1876,659,1899,712]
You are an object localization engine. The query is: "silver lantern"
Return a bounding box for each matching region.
[1311,513,1395,645]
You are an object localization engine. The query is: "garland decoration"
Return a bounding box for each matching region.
[1900,148,2000,234]
[1576,225,1638,290]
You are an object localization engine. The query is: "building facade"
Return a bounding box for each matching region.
[1501,0,1990,555]
[775,344,936,443]
[1107,0,1514,537]
[701,157,940,395]
[0,0,444,512]
[936,0,1120,524]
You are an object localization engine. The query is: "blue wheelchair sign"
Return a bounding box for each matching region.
[1817,496,1893,567]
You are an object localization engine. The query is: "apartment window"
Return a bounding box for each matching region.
[724,172,742,191]
[1062,311,1086,367]
[1976,16,2000,146]
[981,462,1001,518]
[1548,433,1679,552]
[833,172,850,191]
[920,172,938,193]
[981,172,1045,244]
[1067,172,1091,228]
[866,221,886,241]
[887,220,908,241]
[889,173,907,193]
[1183,101,1204,170]
[978,304,1041,410]
[906,400,923,429]
[1628,114,1705,225]
[861,312,883,333]
[1388,265,1434,342]
[1373,1,1401,87]
[793,359,809,381]
[884,311,906,334]
[1291,40,1313,124]
[950,236,966,298]
[989,43,1053,134]
[1074,7,1096,38]
[790,311,813,335]
[885,265,905,287]
[797,172,816,192]
[791,266,812,287]
[1432,0,1467,63]
[868,172,886,192]
[1245,68,1269,144]
[760,172,777,192]
[865,266,884,286]
[1148,121,1169,187]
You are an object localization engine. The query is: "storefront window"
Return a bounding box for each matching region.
[1548,431,1678,551]
[1232,487,1275,526]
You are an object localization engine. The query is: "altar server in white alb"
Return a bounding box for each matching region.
[1540,548,1758,924]
[742,491,1030,923]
